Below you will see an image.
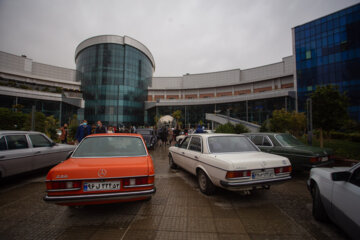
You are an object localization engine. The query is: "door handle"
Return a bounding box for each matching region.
[35,151,41,154]
[181,152,185,155]
[194,156,198,159]
[0,156,4,159]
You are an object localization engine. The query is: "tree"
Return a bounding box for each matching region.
[24,112,46,132]
[269,109,306,136]
[172,110,182,127]
[45,115,59,141]
[311,85,349,147]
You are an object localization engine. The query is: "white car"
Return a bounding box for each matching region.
[307,163,360,239]
[168,133,292,195]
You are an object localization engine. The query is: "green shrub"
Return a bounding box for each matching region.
[215,123,249,134]
[234,123,249,134]
[215,123,235,133]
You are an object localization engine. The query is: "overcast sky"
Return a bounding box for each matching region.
[0,0,359,77]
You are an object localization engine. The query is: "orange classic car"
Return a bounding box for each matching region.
[43,133,156,206]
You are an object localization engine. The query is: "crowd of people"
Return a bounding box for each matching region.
[59,119,209,146]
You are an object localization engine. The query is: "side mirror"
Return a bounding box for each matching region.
[332,171,351,181]
[175,143,179,147]
[50,142,56,147]
[66,151,73,160]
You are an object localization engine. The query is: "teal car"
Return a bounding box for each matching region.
[245,133,333,170]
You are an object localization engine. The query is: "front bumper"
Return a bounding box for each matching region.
[44,188,156,204]
[220,175,291,189]
[304,159,334,169]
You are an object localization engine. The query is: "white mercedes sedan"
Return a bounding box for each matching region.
[168,134,292,195]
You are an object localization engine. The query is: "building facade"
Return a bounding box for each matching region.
[146,56,296,126]
[0,51,83,124]
[75,35,155,126]
[294,3,360,121]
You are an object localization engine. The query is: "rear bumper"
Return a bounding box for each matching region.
[220,176,291,189]
[43,188,156,204]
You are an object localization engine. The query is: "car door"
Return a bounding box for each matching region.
[332,166,360,238]
[28,134,59,169]
[185,136,202,175]
[173,136,191,169]
[0,134,33,177]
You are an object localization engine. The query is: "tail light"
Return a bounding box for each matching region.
[274,166,292,175]
[310,157,321,163]
[47,181,81,190]
[123,176,154,187]
[226,170,251,179]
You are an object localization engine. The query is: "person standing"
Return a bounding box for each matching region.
[59,123,68,144]
[95,121,106,133]
[75,120,91,144]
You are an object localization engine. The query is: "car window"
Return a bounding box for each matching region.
[5,135,28,150]
[188,137,202,152]
[73,136,147,157]
[208,136,258,153]
[29,134,52,148]
[252,136,263,146]
[275,134,305,146]
[0,136,7,150]
[349,167,360,187]
[263,137,272,146]
[180,137,190,149]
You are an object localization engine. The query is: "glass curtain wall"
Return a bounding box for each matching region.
[76,44,153,126]
[295,3,360,121]
[147,96,294,127]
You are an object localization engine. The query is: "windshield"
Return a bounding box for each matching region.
[136,130,152,135]
[208,136,258,153]
[275,134,305,147]
[73,136,147,157]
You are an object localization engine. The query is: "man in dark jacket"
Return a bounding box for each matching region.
[75,120,91,143]
[95,121,106,133]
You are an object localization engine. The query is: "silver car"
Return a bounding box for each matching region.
[0,131,75,179]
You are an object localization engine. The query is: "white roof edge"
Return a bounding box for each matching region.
[75,35,155,70]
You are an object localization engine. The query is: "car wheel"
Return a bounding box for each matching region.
[312,184,328,221]
[197,169,216,195]
[169,154,177,169]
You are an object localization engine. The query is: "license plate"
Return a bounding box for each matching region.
[321,157,328,162]
[252,169,274,179]
[83,181,120,192]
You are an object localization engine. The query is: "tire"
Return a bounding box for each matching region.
[197,169,216,195]
[312,184,328,221]
[169,154,177,169]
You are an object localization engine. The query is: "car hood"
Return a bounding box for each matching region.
[286,145,332,156]
[209,151,291,170]
[47,156,151,180]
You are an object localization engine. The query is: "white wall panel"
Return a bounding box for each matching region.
[183,69,240,89]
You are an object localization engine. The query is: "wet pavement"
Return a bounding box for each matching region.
[0,145,349,239]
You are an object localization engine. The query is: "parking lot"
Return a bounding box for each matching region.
[0,146,348,240]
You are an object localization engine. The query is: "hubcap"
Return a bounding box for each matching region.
[199,173,206,190]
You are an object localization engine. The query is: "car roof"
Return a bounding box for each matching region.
[244,132,286,135]
[0,130,43,134]
[187,133,246,138]
[86,133,143,138]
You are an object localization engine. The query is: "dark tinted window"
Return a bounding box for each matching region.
[188,137,202,152]
[29,134,52,148]
[209,136,258,153]
[180,137,190,149]
[252,136,263,146]
[0,136,7,150]
[263,137,272,146]
[6,135,28,150]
